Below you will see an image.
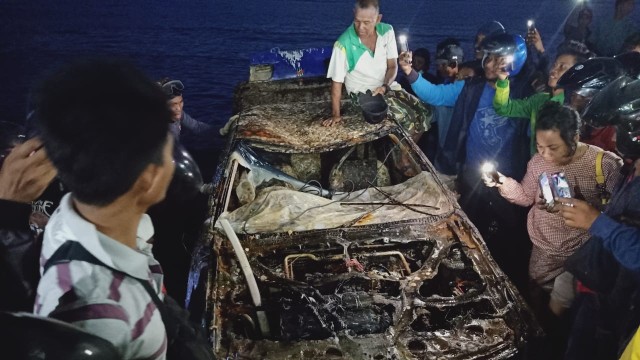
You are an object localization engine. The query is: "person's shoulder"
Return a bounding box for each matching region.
[336,25,355,48]
[601,149,624,168]
[376,22,393,36]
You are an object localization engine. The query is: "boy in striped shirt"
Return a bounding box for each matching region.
[33,60,176,360]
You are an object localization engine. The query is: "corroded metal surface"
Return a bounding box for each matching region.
[233,77,335,113]
[192,74,541,360]
[236,100,396,153]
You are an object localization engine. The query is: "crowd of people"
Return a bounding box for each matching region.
[324,0,640,358]
[0,0,638,359]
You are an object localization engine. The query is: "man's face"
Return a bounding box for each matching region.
[548,54,577,88]
[353,6,380,38]
[436,60,457,79]
[483,54,501,80]
[168,95,184,122]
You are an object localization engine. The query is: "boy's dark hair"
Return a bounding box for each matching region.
[35,59,171,206]
[412,48,431,65]
[537,101,581,156]
[558,41,592,63]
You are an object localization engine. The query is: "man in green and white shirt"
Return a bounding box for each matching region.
[323,0,398,127]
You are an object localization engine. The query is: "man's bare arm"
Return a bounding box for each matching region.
[372,58,398,96]
[322,81,344,127]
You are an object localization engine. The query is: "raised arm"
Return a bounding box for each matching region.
[398,51,463,107]
[493,78,535,118]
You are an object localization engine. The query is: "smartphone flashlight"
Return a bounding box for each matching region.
[527,20,535,32]
[398,34,409,52]
[481,162,502,184]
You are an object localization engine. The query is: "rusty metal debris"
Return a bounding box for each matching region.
[191,75,541,359]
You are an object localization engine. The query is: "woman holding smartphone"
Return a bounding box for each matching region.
[483,102,622,318]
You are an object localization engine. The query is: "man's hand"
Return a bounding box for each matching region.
[322,116,342,127]
[399,51,413,76]
[526,28,545,54]
[557,198,600,230]
[536,194,559,213]
[0,138,57,203]
[372,86,386,96]
[496,57,510,81]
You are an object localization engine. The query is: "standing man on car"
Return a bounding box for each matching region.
[323,0,431,140]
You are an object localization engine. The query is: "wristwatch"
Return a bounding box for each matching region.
[382,83,391,93]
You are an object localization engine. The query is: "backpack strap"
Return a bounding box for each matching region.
[43,241,169,326]
[595,151,610,205]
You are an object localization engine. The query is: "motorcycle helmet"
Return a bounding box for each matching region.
[582,77,640,158]
[165,141,204,201]
[480,33,527,76]
[614,51,640,79]
[556,57,625,98]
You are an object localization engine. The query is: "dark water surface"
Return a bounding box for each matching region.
[1,0,637,151]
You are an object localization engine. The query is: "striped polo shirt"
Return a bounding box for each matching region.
[34,193,167,360]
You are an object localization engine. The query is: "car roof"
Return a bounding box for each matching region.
[235,100,397,153]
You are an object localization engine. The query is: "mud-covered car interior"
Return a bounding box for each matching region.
[200,123,539,358]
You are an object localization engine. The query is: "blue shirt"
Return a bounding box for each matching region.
[590,175,640,274]
[465,84,523,177]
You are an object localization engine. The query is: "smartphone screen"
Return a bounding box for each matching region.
[539,172,554,206]
[552,172,572,199]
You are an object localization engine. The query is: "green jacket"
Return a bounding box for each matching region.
[493,78,565,155]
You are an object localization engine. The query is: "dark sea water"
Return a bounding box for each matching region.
[1,0,638,151]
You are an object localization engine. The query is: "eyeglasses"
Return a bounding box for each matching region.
[161,80,184,97]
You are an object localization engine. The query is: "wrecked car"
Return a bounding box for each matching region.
[187,48,540,359]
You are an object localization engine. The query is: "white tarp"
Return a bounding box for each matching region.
[217,171,453,234]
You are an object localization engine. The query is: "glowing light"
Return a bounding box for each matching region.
[84,349,94,356]
[527,20,534,28]
[481,162,495,174]
[398,34,409,52]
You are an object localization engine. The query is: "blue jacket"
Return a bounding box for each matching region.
[409,71,533,179]
[591,175,640,274]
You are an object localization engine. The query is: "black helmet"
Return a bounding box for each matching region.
[0,312,120,360]
[557,57,626,98]
[582,77,640,158]
[165,141,204,202]
[614,51,640,79]
[582,75,635,126]
[480,33,527,76]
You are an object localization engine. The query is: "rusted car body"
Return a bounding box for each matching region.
[187,57,540,359]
